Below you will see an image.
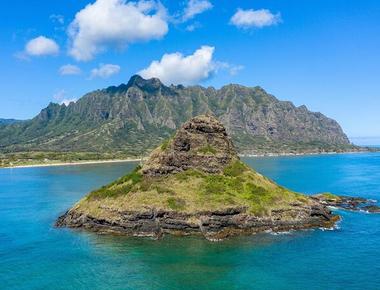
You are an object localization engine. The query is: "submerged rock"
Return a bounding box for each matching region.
[56,115,340,240]
[361,205,380,213]
[312,193,380,213]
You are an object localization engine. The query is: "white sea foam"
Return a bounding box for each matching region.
[270,230,293,236]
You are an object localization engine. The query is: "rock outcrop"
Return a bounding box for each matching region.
[56,115,341,240]
[311,193,380,213]
[142,115,239,176]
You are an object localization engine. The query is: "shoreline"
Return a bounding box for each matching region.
[2,158,142,169]
[1,150,375,169]
[240,150,367,158]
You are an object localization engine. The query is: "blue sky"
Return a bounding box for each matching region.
[1,0,380,139]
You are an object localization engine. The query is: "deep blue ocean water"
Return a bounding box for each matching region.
[1,153,380,290]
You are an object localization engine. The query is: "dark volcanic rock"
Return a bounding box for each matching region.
[56,204,338,240]
[142,115,239,176]
[361,205,380,213]
[312,194,380,213]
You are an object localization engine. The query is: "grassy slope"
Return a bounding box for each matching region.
[72,160,310,220]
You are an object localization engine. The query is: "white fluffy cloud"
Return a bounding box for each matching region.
[90,64,121,78]
[230,8,281,29]
[59,64,81,75]
[25,36,59,56]
[68,0,168,61]
[139,46,216,85]
[182,0,213,22]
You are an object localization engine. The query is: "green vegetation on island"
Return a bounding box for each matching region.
[83,160,305,216]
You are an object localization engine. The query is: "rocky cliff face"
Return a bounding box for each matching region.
[142,115,239,176]
[56,115,338,240]
[56,205,336,241]
[0,75,354,155]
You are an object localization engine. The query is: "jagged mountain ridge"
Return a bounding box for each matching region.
[0,75,352,155]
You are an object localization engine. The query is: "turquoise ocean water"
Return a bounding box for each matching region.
[1,153,380,289]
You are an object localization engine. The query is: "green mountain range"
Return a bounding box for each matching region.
[0,119,21,125]
[0,75,356,159]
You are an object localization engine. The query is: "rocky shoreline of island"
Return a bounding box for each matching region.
[56,203,339,241]
[56,193,380,240]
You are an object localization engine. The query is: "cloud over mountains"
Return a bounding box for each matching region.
[139,46,216,85]
[14,1,279,88]
[68,0,168,61]
[90,63,121,79]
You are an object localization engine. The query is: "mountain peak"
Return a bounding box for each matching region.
[126,74,144,85]
[127,75,164,91]
[142,114,239,176]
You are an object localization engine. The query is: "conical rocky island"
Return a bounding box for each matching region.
[57,115,356,240]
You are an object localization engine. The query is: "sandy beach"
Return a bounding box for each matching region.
[2,158,143,169]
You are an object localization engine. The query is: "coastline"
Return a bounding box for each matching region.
[1,150,375,169]
[2,158,142,169]
[240,150,366,158]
